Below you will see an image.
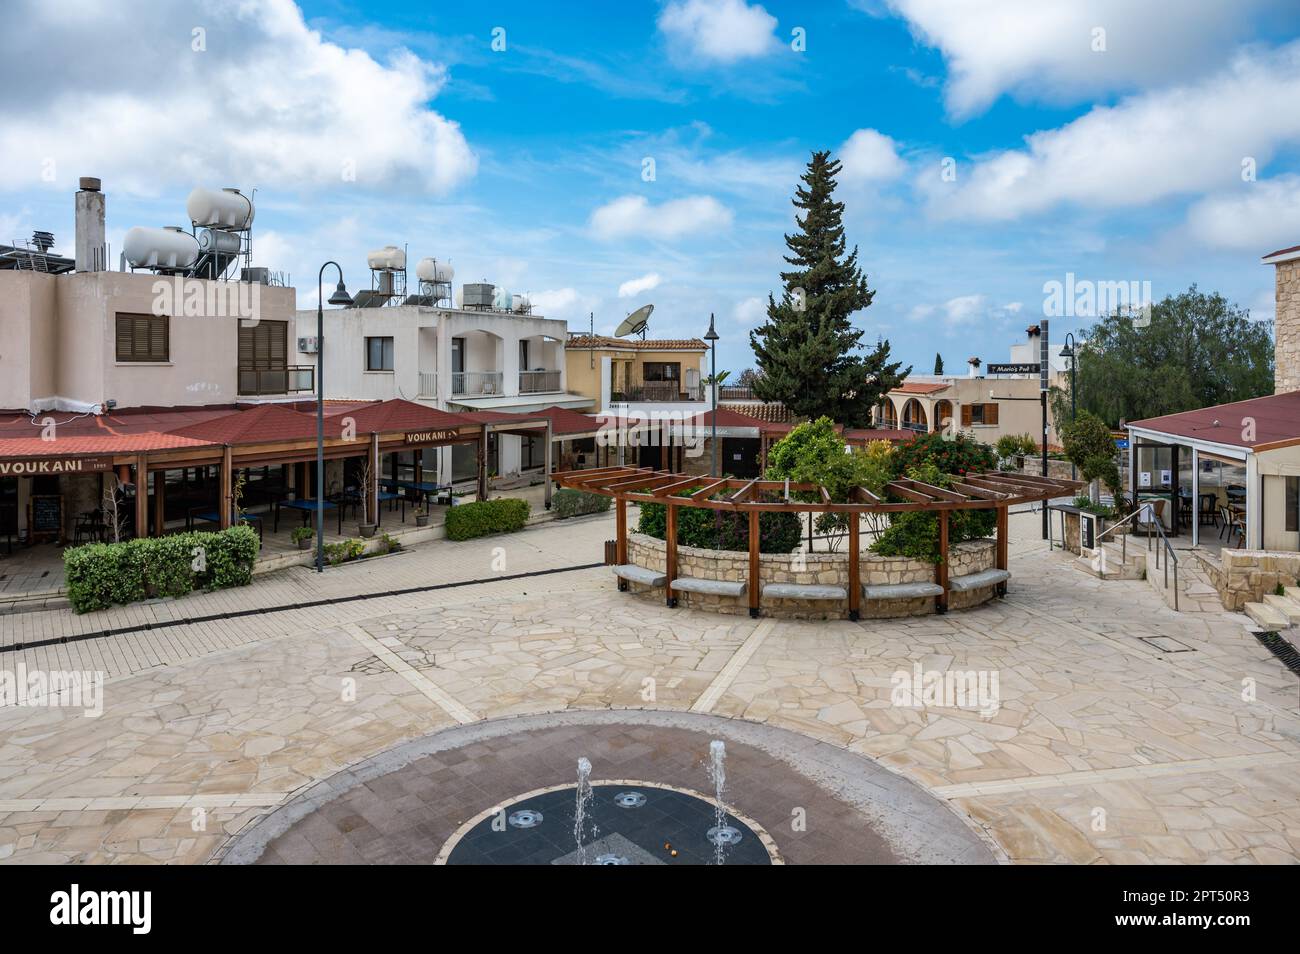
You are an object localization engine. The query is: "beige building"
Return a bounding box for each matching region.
[564,334,710,415]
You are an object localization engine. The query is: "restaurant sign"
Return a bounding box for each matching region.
[0,457,113,476]
[403,429,461,444]
[985,363,1039,375]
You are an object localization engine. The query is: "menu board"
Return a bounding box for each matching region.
[29,494,63,542]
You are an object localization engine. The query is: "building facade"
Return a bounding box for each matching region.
[564,334,710,416]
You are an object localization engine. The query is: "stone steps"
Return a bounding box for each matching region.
[1262,593,1300,625]
[1245,601,1290,630]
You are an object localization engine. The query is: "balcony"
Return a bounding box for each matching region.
[239,365,314,396]
[610,378,703,403]
[718,385,756,401]
[452,370,504,396]
[519,369,561,393]
[418,372,437,398]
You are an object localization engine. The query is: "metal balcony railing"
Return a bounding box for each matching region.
[718,385,757,401]
[418,372,437,397]
[239,365,314,396]
[519,370,561,393]
[610,379,703,403]
[452,370,503,396]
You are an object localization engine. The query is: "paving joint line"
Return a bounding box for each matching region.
[690,619,775,714]
[341,622,478,724]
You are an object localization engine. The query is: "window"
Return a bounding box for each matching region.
[643,362,680,382]
[519,339,531,371]
[366,336,394,371]
[961,403,1000,426]
[451,337,465,374]
[238,320,288,394]
[115,313,168,362]
[1287,476,1298,533]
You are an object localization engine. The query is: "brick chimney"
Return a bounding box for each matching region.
[1263,244,1300,394]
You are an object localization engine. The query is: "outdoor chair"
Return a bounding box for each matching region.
[1134,498,1165,536]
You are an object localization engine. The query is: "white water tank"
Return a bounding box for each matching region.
[512,293,530,313]
[367,245,406,271]
[186,187,254,230]
[123,226,200,269]
[415,257,454,283]
[198,228,241,255]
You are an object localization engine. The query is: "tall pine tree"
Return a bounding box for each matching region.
[750,150,908,427]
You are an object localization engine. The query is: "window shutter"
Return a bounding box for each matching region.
[116,316,133,361]
[985,403,999,426]
[961,405,972,426]
[149,316,167,361]
[115,313,167,361]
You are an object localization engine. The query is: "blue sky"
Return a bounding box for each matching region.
[4,0,1300,375]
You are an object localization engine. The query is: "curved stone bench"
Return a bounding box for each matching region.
[613,564,666,587]
[671,576,747,597]
[862,581,944,601]
[762,582,848,600]
[949,568,1010,592]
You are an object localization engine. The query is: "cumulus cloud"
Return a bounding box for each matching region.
[884,0,1280,117]
[618,272,662,297]
[733,295,767,326]
[0,0,476,195]
[589,194,733,240]
[838,129,906,184]
[919,41,1300,221]
[1186,176,1300,252]
[658,0,780,64]
[909,294,1022,328]
[530,287,594,322]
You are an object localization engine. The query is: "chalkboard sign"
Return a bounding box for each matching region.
[29,494,63,543]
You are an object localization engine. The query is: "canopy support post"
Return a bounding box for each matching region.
[136,454,150,538]
[665,500,678,607]
[936,509,949,614]
[996,505,1009,596]
[219,446,232,530]
[748,508,760,619]
[615,497,628,590]
[847,513,860,621]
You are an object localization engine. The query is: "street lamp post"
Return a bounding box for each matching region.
[316,262,352,572]
[704,313,719,477]
[1060,333,1077,480]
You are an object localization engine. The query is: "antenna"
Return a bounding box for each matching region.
[615,303,653,340]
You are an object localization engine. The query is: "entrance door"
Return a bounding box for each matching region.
[721,437,761,478]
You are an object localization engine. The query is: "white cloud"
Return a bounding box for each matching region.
[919,41,1300,221]
[0,0,476,195]
[530,287,592,322]
[838,129,906,184]
[589,194,733,240]
[884,0,1279,117]
[618,272,663,298]
[658,0,780,64]
[1186,176,1300,251]
[733,295,766,326]
[908,294,1024,328]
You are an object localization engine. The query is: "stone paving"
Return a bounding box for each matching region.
[0,510,1297,865]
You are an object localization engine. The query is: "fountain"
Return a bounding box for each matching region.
[574,757,593,865]
[705,739,742,864]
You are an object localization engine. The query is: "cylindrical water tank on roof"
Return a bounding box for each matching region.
[198,228,241,255]
[367,245,406,271]
[123,226,200,269]
[186,187,254,230]
[512,293,530,313]
[415,257,454,283]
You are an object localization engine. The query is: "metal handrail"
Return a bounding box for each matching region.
[1094,502,1178,610]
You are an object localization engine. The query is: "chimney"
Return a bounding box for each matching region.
[74,176,106,272]
[1264,244,1300,394]
[967,356,981,378]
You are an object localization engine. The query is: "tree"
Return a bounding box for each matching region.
[933,352,944,375]
[750,150,908,427]
[1060,410,1120,504]
[1072,286,1273,427]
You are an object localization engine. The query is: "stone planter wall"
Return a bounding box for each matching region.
[1018,458,1076,481]
[1205,549,1300,612]
[624,532,998,620]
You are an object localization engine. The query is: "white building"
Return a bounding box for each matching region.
[296,265,591,487]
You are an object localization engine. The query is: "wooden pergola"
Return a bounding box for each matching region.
[553,466,1082,619]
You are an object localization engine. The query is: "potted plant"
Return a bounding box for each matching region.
[291,525,314,550]
[356,459,377,537]
[413,505,431,528]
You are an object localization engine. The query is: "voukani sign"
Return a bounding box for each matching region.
[403,429,461,444]
[0,457,113,476]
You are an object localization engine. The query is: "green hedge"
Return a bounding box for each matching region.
[444,498,530,541]
[551,488,612,520]
[64,525,260,613]
[637,500,802,554]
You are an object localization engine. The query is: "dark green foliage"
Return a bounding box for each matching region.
[444,498,530,541]
[551,488,612,520]
[637,500,802,554]
[1067,286,1273,427]
[871,509,996,564]
[1060,410,1121,495]
[933,352,944,375]
[324,538,366,565]
[750,150,908,426]
[64,525,259,614]
[890,431,996,479]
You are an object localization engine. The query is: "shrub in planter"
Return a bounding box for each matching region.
[291,525,314,550]
[551,488,612,520]
[324,538,366,566]
[444,498,530,541]
[636,498,801,554]
[63,525,259,613]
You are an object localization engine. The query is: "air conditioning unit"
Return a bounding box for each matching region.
[297,336,319,354]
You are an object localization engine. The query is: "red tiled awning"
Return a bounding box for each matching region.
[1129,390,1300,451]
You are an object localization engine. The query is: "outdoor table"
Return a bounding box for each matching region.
[188,508,263,542]
[277,498,340,536]
[380,478,452,508]
[376,491,403,526]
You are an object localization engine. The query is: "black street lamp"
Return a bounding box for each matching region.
[1060,333,1078,480]
[704,313,719,477]
[316,262,352,572]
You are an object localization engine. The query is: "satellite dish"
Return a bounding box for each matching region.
[615,303,653,339]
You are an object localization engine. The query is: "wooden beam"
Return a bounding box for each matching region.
[730,479,760,504]
[690,479,730,500]
[477,424,489,501]
[847,513,860,621]
[748,508,760,618]
[136,454,149,539]
[852,486,883,505]
[950,480,1012,500]
[649,476,705,497]
[219,446,232,530]
[996,505,1008,596]
[615,497,628,590]
[368,432,380,526]
[152,468,165,537]
[885,481,938,505]
[665,501,678,607]
[905,479,968,502]
[936,509,949,614]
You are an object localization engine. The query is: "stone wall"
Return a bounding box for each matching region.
[1017,458,1076,481]
[1275,258,1300,395]
[1203,548,1300,612]
[624,532,998,620]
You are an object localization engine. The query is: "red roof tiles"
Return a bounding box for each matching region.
[1129,390,1300,450]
